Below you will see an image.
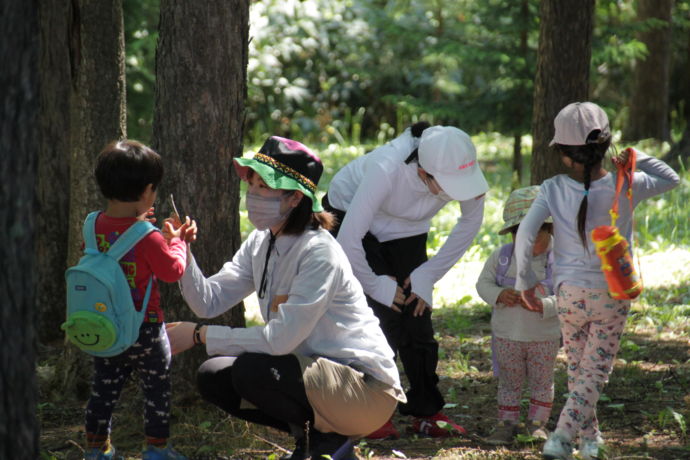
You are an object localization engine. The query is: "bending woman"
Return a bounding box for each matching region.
[324,123,488,438]
[166,137,405,460]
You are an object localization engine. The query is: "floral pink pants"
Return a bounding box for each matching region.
[494,336,560,422]
[556,284,630,440]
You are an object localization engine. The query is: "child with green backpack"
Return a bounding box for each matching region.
[66,140,196,460]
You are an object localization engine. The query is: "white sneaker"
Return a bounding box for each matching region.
[578,435,605,460]
[542,431,574,460]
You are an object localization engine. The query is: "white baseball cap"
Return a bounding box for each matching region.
[418,126,489,201]
[550,102,611,146]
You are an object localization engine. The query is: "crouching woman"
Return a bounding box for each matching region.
[166,137,405,460]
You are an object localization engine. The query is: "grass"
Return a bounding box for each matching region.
[39,133,689,459]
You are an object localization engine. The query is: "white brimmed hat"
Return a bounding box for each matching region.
[550,102,610,146]
[418,126,489,201]
[499,185,551,235]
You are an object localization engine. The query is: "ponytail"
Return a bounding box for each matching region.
[405,121,431,164]
[557,129,611,248]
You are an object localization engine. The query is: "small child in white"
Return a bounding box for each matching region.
[476,186,560,445]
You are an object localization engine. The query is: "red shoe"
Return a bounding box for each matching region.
[412,412,467,437]
[366,419,400,440]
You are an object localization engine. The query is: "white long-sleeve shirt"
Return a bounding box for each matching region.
[515,150,680,291]
[328,129,485,307]
[180,227,404,396]
[476,244,560,342]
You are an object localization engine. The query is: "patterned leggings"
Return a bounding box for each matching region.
[555,284,630,441]
[494,336,560,422]
[85,323,172,439]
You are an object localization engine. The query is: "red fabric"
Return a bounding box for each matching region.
[93,213,186,323]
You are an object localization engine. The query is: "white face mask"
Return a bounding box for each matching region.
[246,192,292,230]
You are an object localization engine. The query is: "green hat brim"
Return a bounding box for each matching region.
[234,157,323,212]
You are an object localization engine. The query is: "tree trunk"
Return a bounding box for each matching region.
[511,0,529,187]
[153,1,249,385]
[665,16,690,169]
[0,0,40,458]
[36,0,72,345]
[59,0,127,397]
[513,134,523,187]
[530,0,594,185]
[624,0,672,142]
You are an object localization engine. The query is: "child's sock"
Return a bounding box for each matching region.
[146,436,168,448]
[498,405,520,422]
[86,433,110,451]
[528,398,553,422]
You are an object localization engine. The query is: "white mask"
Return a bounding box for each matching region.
[246,192,291,230]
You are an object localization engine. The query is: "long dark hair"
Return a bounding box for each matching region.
[281,195,335,234]
[556,129,611,248]
[404,121,431,164]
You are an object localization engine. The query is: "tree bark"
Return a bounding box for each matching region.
[36,0,72,345]
[0,0,40,458]
[624,0,673,142]
[665,14,690,169]
[153,1,249,384]
[531,0,594,185]
[60,0,127,397]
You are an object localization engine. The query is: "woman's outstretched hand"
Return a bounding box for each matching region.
[166,321,197,355]
[163,216,198,243]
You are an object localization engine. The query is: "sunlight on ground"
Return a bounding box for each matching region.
[243,248,690,322]
[435,247,690,309]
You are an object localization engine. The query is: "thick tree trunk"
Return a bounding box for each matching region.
[60,0,127,397]
[153,1,249,384]
[36,0,72,345]
[531,0,594,185]
[624,0,672,142]
[0,1,40,458]
[665,20,690,169]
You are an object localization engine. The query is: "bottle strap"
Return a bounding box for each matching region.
[610,147,643,291]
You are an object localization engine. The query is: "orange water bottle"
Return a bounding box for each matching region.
[591,147,643,300]
[591,225,642,300]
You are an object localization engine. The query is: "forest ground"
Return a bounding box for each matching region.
[39,249,690,460]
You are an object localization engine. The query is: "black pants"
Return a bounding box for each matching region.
[85,323,172,438]
[324,195,444,417]
[197,353,313,433]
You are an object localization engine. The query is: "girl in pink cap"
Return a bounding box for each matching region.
[514,102,679,460]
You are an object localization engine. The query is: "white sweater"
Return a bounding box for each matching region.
[328,129,485,307]
[515,150,680,291]
[476,245,560,342]
[180,227,404,396]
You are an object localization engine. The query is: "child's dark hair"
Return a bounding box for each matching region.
[556,130,612,247]
[95,140,163,202]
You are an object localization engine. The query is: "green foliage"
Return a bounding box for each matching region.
[658,406,687,437]
[123,0,159,143]
[246,0,541,144]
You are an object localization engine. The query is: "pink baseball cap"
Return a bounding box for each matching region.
[550,102,611,146]
[418,126,489,201]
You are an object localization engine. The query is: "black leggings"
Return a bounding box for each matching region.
[197,353,314,433]
[323,194,444,417]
